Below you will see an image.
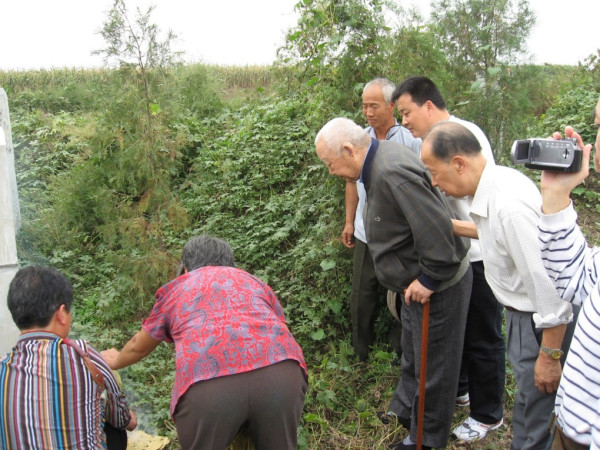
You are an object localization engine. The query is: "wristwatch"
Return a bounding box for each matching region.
[540,345,564,360]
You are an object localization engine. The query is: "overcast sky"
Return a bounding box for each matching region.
[0,0,598,70]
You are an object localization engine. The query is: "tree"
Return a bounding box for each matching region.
[431,0,535,83]
[277,0,457,119]
[30,0,194,315]
[385,24,455,97]
[93,0,182,131]
[277,0,397,112]
[428,0,537,159]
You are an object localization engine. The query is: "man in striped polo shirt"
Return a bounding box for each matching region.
[539,99,600,449]
[0,266,136,449]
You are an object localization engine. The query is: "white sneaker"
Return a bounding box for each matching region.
[456,392,470,407]
[452,416,503,442]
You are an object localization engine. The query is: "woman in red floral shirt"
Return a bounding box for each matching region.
[102,235,308,450]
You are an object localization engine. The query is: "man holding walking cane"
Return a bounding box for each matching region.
[315,117,471,449]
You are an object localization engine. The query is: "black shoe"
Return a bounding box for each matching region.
[378,410,394,424]
[388,441,432,450]
[377,411,410,429]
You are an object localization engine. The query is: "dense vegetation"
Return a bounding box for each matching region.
[2,0,600,448]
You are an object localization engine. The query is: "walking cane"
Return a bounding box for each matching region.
[416,300,430,450]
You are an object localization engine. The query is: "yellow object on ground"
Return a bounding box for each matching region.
[127,430,170,449]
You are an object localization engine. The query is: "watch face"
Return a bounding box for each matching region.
[551,350,562,359]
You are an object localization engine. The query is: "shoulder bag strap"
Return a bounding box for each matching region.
[63,338,106,391]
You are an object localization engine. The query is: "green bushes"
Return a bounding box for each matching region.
[177,95,353,347]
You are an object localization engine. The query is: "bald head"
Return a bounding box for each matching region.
[420,121,487,198]
[423,121,482,161]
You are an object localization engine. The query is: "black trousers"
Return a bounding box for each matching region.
[350,239,401,361]
[457,261,506,424]
[105,423,127,450]
[173,360,307,450]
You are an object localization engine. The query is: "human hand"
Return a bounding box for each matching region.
[342,223,355,248]
[534,353,562,394]
[403,279,433,305]
[540,126,593,214]
[101,348,120,370]
[126,410,138,431]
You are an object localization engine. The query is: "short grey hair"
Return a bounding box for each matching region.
[314,118,371,156]
[178,235,235,275]
[363,78,396,104]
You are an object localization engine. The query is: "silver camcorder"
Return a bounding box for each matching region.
[511,138,582,173]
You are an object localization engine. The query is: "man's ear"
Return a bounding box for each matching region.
[342,142,355,157]
[451,155,468,174]
[424,100,436,114]
[56,304,70,326]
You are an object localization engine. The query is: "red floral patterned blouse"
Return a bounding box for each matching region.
[142,266,308,415]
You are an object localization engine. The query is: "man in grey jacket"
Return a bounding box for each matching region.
[315,117,471,450]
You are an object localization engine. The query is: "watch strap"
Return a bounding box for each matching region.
[540,344,563,359]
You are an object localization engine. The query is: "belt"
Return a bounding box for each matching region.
[503,305,531,313]
[554,424,589,450]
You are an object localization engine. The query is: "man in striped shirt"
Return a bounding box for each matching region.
[539,100,600,449]
[0,266,136,449]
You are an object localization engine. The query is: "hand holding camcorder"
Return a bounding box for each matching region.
[511,138,582,172]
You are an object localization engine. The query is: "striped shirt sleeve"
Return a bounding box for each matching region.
[593,399,600,449]
[538,202,600,307]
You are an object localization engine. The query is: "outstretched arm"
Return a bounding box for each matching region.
[102,329,161,370]
[452,219,478,239]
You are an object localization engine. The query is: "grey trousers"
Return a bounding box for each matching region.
[173,360,307,450]
[507,308,579,450]
[388,267,472,448]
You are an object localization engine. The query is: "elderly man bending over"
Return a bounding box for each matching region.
[420,121,577,450]
[315,117,471,450]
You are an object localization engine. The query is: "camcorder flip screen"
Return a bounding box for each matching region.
[511,138,582,173]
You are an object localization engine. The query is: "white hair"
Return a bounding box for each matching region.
[314,118,370,156]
